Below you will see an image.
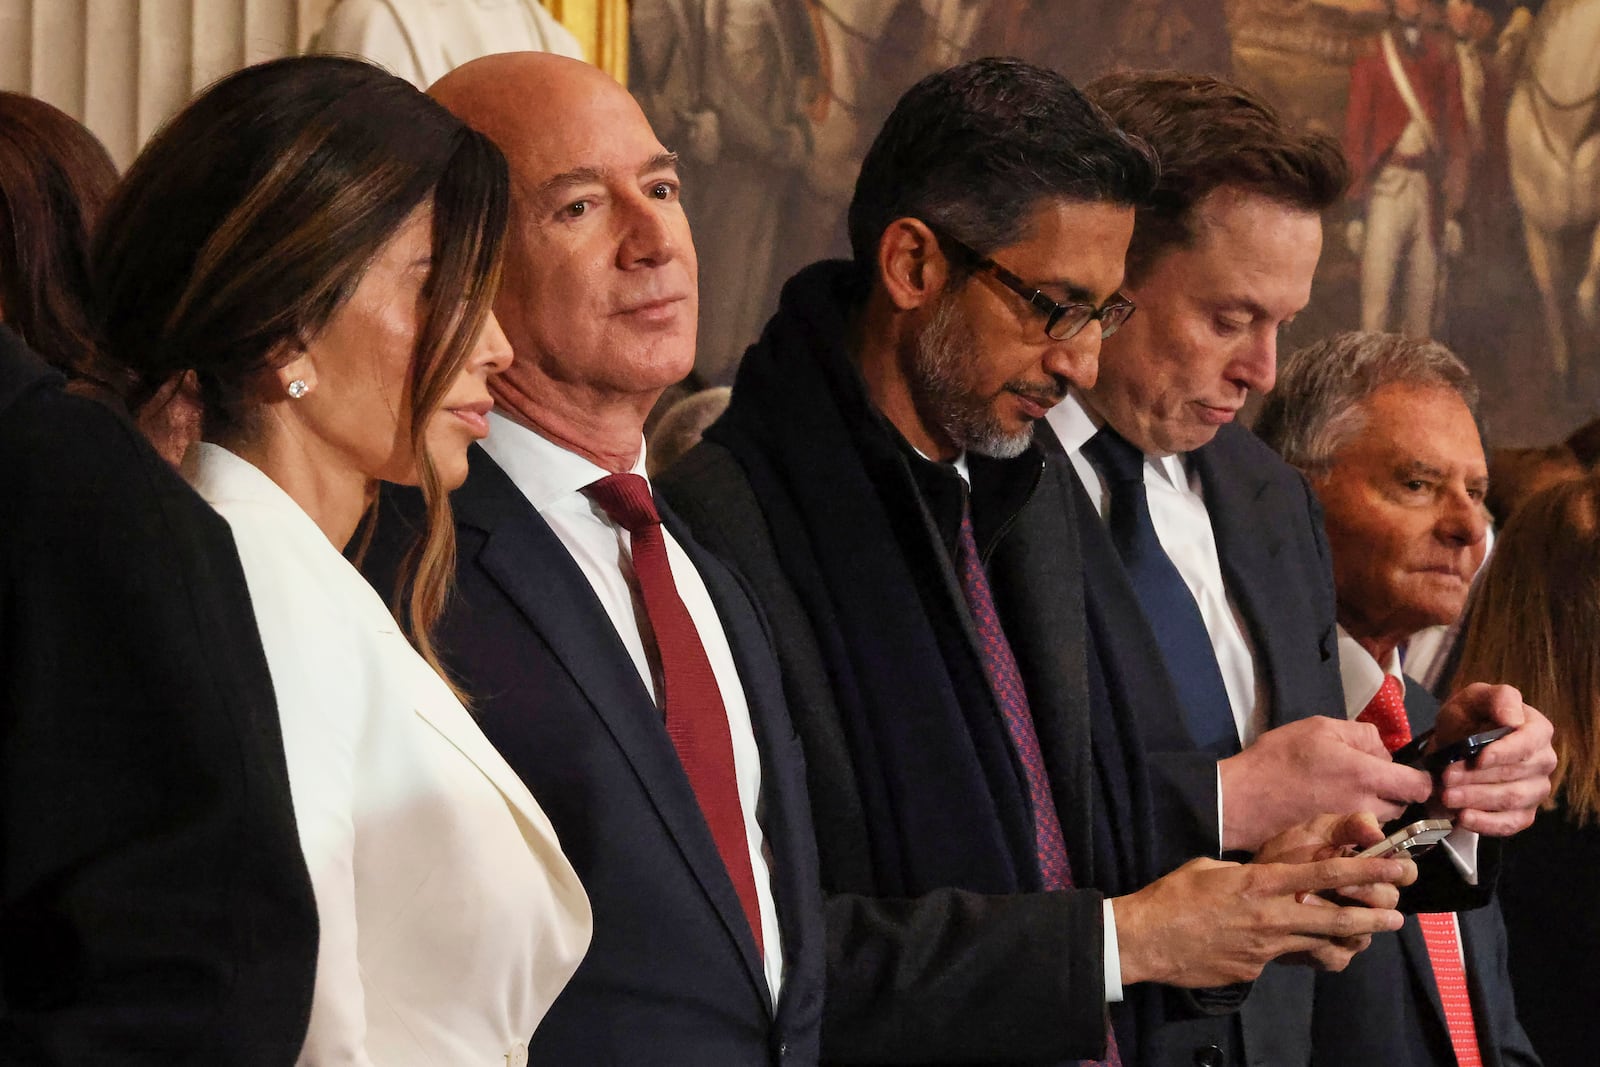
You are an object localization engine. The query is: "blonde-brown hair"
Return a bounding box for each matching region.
[93,55,508,695]
[1454,474,1600,823]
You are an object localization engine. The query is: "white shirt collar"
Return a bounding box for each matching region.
[908,443,971,487]
[480,410,649,513]
[1050,391,1190,491]
[1336,624,1405,720]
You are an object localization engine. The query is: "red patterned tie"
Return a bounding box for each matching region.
[955,506,1121,1067]
[1358,675,1483,1067]
[583,473,763,954]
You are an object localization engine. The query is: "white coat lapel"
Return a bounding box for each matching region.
[409,667,557,846]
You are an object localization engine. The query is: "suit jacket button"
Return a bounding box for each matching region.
[507,1043,528,1067]
[1193,1045,1224,1067]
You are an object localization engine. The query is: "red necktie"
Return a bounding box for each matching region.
[1358,675,1483,1067]
[584,473,763,954]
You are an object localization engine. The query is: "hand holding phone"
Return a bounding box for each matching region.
[1391,726,1516,774]
[1356,818,1454,859]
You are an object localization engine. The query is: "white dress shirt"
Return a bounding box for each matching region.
[1049,393,1270,855]
[1048,393,1267,746]
[1336,627,1480,883]
[482,412,785,1002]
[187,443,591,1066]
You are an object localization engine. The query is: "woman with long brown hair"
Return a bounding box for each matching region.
[0,92,116,377]
[1453,473,1600,1067]
[94,55,589,1063]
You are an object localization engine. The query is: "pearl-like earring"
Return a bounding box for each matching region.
[286,379,309,399]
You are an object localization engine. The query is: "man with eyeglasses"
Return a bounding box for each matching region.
[659,58,1417,1066]
[1059,71,1557,1066]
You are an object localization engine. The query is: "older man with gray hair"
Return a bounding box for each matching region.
[1255,329,1544,1067]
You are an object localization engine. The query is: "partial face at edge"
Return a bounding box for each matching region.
[1087,188,1323,456]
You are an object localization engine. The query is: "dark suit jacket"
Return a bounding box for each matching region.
[1041,421,1341,1064]
[1309,680,1539,1067]
[1055,421,1506,1065]
[0,328,317,1063]
[1180,425,1346,1067]
[662,438,1231,1064]
[365,445,824,1065]
[1499,797,1599,1067]
[1063,466,1250,1067]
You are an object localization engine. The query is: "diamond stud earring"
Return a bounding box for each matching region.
[286,379,309,399]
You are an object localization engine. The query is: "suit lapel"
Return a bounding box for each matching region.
[1191,438,1299,724]
[1397,918,1452,1042]
[456,449,769,999]
[409,670,566,852]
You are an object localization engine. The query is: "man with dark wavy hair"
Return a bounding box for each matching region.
[662,58,1418,1066]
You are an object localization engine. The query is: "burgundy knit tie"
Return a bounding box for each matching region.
[955,506,1121,1066]
[583,472,763,954]
[1358,675,1482,1067]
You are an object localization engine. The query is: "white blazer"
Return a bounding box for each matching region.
[187,444,590,1067]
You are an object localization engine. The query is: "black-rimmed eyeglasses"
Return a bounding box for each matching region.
[933,228,1136,342]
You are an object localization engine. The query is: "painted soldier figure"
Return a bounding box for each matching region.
[1344,0,1469,339]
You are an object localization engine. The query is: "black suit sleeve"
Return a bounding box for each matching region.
[0,360,317,1063]
[821,888,1107,1063]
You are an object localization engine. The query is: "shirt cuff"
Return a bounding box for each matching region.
[1441,826,1480,885]
[1103,898,1124,1003]
[1216,765,1225,857]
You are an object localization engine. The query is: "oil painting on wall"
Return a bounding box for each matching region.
[629,0,1600,447]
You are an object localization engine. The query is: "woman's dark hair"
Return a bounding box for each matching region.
[1455,475,1600,824]
[0,92,117,376]
[93,54,510,692]
[847,57,1158,269]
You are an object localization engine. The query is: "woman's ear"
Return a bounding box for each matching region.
[876,217,952,312]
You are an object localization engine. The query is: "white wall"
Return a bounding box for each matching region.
[0,0,336,167]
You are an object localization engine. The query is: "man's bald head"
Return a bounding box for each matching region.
[431,53,627,178]
[427,51,698,470]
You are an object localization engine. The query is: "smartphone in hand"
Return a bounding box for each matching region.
[1392,726,1516,774]
[1356,818,1454,859]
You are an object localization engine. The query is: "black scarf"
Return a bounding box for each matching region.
[704,260,1042,897]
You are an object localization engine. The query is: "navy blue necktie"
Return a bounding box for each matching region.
[1082,425,1240,757]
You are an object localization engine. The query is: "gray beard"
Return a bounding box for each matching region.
[910,294,1035,460]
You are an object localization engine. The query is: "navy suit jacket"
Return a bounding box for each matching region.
[366,445,824,1065]
[1067,470,1251,1067]
[1047,421,1344,874]
[1177,424,1346,846]
[1188,426,1346,1067]
[1309,680,1539,1067]
[1053,421,1503,1065]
